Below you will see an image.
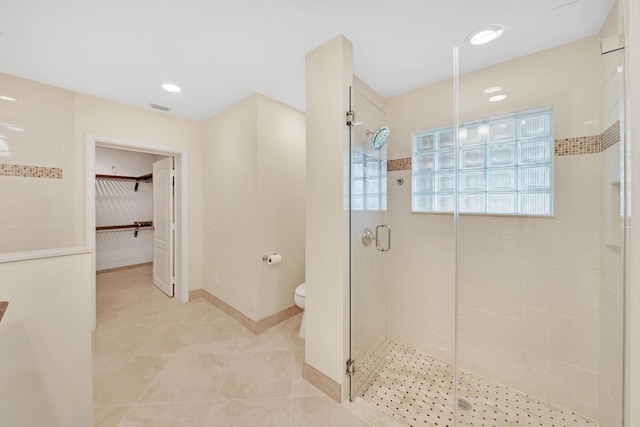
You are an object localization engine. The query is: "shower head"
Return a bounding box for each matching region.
[367,125,389,150]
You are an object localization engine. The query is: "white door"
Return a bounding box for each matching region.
[153,157,174,297]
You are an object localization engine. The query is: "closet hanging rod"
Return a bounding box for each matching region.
[96,221,153,231]
[95,173,153,182]
[96,222,153,238]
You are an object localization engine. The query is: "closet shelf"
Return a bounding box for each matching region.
[96,173,152,191]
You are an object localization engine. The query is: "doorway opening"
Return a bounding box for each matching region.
[85,134,189,330]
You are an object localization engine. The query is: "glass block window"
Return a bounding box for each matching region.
[352,149,387,211]
[412,106,553,216]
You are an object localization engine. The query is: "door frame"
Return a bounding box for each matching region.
[85,133,190,329]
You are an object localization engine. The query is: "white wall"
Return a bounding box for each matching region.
[95,147,162,271]
[0,249,92,427]
[95,147,162,177]
[0,73,76,253]
[202,93,306,322]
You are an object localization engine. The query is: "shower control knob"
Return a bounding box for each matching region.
[362,228,375,246]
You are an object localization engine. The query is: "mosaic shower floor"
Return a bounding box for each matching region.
[359,340,596,427]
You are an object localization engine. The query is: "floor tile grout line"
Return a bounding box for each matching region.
[210,326,246,402]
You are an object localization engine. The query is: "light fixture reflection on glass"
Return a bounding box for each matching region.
[162,83,181,93]
[2,123,24,132]
[484,86,503,94]
[617,66,624,74]
[489,94,507,102]
[459,128,468,140]
[0,139,9,156]
[478,124,489,135]
[467,24,504,46]
[0,96,16,102]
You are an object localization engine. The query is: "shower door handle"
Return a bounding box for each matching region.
[375,224,391,252]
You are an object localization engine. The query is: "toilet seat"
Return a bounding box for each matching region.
[294,282,306,340]
[295,282,306,297]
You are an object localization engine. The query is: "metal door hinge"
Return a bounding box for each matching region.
[346,110,357,126]
[346,359,356,376]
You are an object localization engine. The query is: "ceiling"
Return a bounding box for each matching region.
[0,0,614,121]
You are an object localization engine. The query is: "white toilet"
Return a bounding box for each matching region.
[294,283,306,339]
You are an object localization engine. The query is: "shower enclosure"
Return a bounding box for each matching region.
[348,86,389,400]
[350,1,627,426]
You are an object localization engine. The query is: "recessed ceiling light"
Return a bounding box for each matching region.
[162,83,181,93]
[0,96,16,102]
[484,86,503,94]
[489,94,507,102]
[467,24,504,46]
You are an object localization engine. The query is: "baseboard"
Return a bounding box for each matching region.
[191,288,302,335]
[188,288,204,300]
[303,362,342,403]
[97,262,152,274]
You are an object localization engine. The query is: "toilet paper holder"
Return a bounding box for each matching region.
[262,253,278,262]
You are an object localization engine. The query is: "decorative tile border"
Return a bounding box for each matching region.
[554,135,601,156]
[388,122,623,171]
[387,158,411,172]
[602,120,621,152]
[0,164,63,179]
[0,301,8,323]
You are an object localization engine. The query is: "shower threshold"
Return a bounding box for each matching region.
[357,340,596,427]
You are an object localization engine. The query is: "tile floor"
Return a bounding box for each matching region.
[359,341,596,427]
[92,264,372,427]
[93,264,594,427]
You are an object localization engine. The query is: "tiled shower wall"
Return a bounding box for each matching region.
[0,73,76,252]
[387,139,604,420]
[382,32,620,421]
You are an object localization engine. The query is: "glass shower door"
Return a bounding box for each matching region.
[454,2,626,425]
[349,86,389,400]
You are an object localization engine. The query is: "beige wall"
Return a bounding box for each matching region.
[0,71,304,320]
[0,249,92,427]
[304,35,353,393]
[0,74,76,252]
[74,93,205,289]
[202,93,305,322]
[255,94,306,320]
[203,95,259,318]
